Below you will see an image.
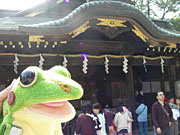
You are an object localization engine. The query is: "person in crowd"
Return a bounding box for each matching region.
[114,104,132,135]
[175,98,180,135]
[76,101,97,135]
[169,97,180,135]
[135,99,148,135]
[93,102,107,135]
[152,91,173,135]
[104,105,115,135]
[0,79,16,115]
[118,101,133,135]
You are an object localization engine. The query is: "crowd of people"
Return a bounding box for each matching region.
[1,82,180,135]
[75,91,180,135]
[75,101,133,135]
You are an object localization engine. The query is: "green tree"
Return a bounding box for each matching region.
[134,0,156,18]
[134,0,180,20]
[170,16,180,31]
[154,0,180,20]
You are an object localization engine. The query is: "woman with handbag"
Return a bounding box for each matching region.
[135,99,148,135]
[114,104,132,135]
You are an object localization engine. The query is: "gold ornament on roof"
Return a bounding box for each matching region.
[97,18,127,27]
[149,45,154,48]
[69,21,90,38]
[0,41,3,45]
[60,41,67,44]
[18,42,22,45]
[132,25,149,42]
[29,35,45,43]
[166,42,176,48]
[54,42,57,45]
[9,41,13,45]
[45,42,49,45]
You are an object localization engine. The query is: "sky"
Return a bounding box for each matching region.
[0,0,47,10]
[0,0,179,19]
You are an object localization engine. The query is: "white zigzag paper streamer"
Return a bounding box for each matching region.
[104,55,109,74]
[123,56,128,73]
[143,56,147,72]
[62,55,68,68]
[82,55,88,74]
[13,54,19,74]
[39,54,44,69]
[160,57,164,73]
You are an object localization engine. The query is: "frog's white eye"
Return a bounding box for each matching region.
[19,70,37,87]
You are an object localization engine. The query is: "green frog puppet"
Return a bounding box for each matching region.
[0,66,83,135]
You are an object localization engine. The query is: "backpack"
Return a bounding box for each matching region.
[86,113,102,130]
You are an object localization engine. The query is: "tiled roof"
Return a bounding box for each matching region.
[0,1,179,42]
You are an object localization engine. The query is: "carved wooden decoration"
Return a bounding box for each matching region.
[69,21,91,38]
[97,18,127,27]
[132,25,149,42]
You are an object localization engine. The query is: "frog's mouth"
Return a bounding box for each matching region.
[28,100,75,118]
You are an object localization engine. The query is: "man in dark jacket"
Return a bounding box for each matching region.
[76,102,97,135]
[104,105,115,135]
[152,91,173,135]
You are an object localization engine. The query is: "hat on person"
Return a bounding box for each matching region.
[104,105,109,109]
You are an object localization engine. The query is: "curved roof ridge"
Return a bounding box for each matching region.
[19,1,180,42]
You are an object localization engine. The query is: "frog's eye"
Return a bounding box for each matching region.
[20,70,37,87]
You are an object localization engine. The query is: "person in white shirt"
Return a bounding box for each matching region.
[114,104,132,135]
[93,102,107,135]
[169,97,180,135]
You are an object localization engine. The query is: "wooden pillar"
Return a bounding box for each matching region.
[125,64,136,112]
[160,74,165,93]
[168,61,176,97]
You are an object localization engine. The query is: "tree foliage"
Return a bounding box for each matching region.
[170,16,180,31]
[133,0,180,31]
[134,0,156,18]
[134,0,180,20]
[154,0,180,20]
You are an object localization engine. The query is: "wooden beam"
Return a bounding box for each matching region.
[168,61,176,97]
[125,62,136,113]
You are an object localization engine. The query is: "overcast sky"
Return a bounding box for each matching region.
[0,0,46,10]
[0,0,179,19]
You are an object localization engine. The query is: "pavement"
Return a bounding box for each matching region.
[133,129,154,135]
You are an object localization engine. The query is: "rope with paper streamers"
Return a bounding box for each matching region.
[62,55,68,68]
[143,56,147,72]
[39,53,44,69]
[104,55,109,74]
[13,54,19,74]
[82,55,88,74]
[123,56,128,73]
[0,53,174,74]
[160,57,164,73]
[0,53,174,60]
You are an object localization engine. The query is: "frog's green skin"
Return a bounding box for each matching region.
[0,66,83,135]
